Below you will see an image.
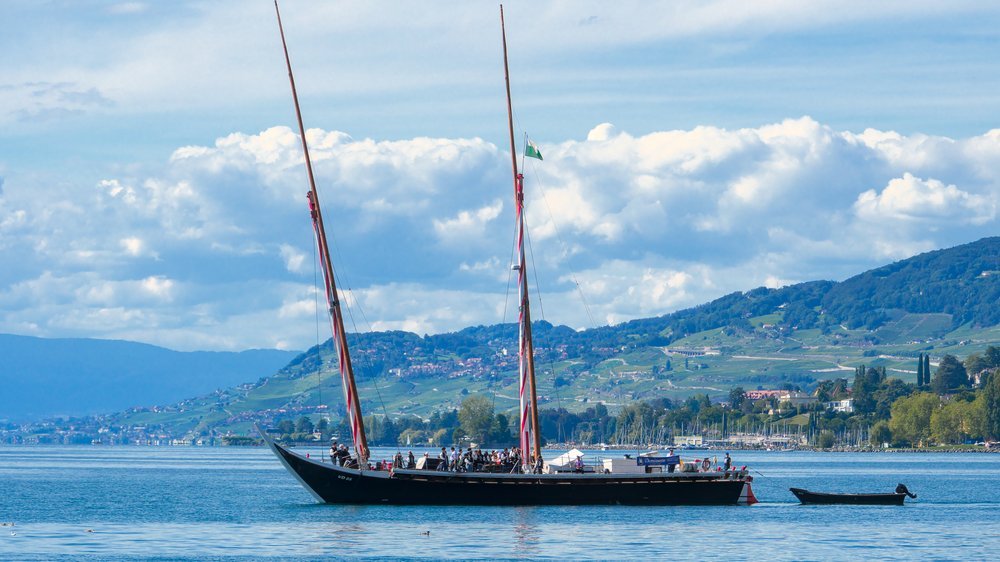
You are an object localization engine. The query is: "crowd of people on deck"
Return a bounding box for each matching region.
[427,446,535,473]
[328,440,736,475]
[328,441,543,473]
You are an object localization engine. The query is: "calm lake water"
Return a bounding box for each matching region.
[1,446,998,560]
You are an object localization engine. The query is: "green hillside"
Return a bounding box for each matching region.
[87,237,1000,440]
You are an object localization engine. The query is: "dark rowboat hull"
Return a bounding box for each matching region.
[790,487,906,505]
[263,433,756,506]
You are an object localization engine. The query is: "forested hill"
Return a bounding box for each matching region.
[271,236,1000,396]
[261,236,1000,383]
[566,236,1000,350]
[822,237,1000,329]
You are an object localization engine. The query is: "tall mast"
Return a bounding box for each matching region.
[501,5,542,472]
[274,1,369,464]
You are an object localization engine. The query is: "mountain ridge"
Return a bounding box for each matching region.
[0,334,300,422]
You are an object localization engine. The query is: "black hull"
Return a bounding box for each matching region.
[263,436,755,506]
[790,488,906,505]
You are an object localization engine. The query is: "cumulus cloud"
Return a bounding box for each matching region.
[0,119,998,350]
[854,173,994,224]
[433,199,504,243]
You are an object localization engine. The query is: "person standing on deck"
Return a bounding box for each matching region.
[666,448,678,473]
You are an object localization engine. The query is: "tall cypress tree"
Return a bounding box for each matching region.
[917,353,925,386]
[924,355,931,386]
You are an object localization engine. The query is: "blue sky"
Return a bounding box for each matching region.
[1,1,999,351]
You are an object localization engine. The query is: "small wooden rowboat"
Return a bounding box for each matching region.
[790,484,915,505]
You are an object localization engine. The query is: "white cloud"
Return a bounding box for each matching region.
[433,199,504,242]
[120,237,145,257]
[141,276,175,300]
[1,119,998,350]
[854,173,994,224]
[279,244,307,274]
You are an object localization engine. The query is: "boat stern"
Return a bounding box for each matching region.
[737,477,758,505]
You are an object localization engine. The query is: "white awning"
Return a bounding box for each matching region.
[545,448,586,468]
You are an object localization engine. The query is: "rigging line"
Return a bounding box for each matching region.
[311,226,324,449]
[322,210,392,425]
[494,205,522,412]
[522,210,545,323]
[523,161,599,329]
[332,264,392,423]
[521,203,570,433]
[524,199,562,440]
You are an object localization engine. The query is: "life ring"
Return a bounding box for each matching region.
[701,458,711,471]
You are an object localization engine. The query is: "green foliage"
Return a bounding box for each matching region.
[276,419,294,435]
[365,416,399,445]
[821,237,1000,330]
[852,365,886,416]
[491,413,513,444]
[458,395,494,444]
[965,345,1000,387]
[889,392,940,446]
[814,379,849,402]
[985,370,1000,440]
[872,378,914,420]
[870,420,892,446]
[295,416,314,434]
[729,387,746,409]
[917,354,925,387]
[816,430,835,449]
[932,355,969,393]
[931,400,971,444]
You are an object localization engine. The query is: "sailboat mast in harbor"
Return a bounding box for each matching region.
[500,5,542,472]
[274,1,368,464]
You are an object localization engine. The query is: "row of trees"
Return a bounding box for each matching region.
[272,346,1000,449]
[861,346,1000,446]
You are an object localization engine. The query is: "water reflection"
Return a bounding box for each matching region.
[512,507,540,554]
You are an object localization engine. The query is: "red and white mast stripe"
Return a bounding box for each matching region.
[276,1,368,465]
[502,5,543,472]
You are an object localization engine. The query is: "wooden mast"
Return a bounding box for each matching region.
[274,1,369,464]
[501,5,542,472]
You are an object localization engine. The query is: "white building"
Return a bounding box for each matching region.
[824,399,854,413]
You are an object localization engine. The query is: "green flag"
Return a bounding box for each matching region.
[524,139,543,160]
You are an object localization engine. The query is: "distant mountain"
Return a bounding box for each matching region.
[0,334,300,422]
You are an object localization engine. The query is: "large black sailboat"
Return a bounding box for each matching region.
[260,3,758,506]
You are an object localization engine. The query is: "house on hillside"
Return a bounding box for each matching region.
[744,390,785,401]
[777,391,817,408]
[824,399,854,413]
